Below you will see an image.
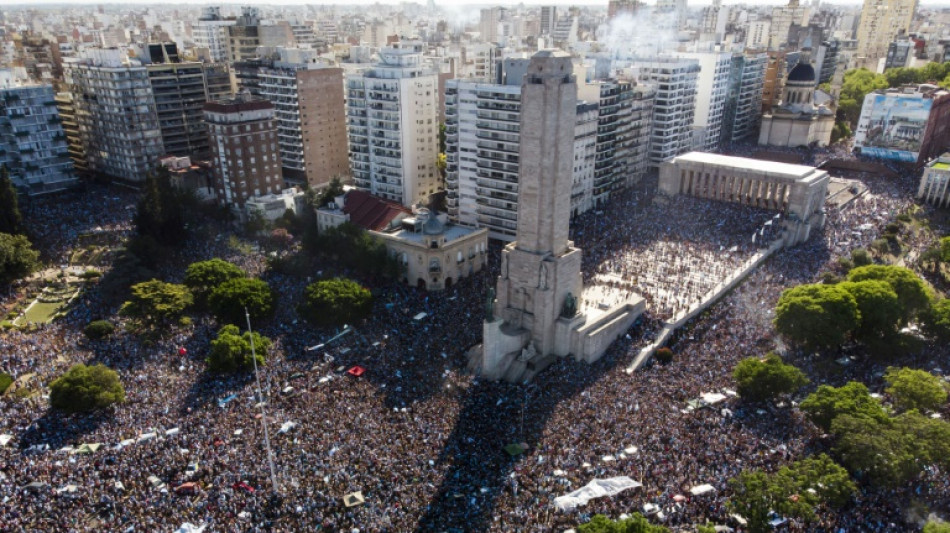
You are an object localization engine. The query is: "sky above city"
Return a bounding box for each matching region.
[10,0,950,7]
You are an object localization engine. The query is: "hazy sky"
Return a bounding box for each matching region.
[8,0,950,7]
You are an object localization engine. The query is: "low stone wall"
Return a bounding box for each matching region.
[625,238,784,373]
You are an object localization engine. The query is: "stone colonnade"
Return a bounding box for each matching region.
[673,167,791,211]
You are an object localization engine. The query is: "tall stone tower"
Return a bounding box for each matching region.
[471,50,644,382]
[494,50,581,356]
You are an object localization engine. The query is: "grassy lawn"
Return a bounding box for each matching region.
[15,301,67,326]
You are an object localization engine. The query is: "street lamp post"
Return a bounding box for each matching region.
[245,307,279,494]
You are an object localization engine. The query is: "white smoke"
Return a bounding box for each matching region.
[596,11,681,61]
[438,3,481,34]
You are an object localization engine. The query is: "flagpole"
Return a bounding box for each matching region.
[246,306,279,494]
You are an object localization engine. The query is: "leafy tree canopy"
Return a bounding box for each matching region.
[847,265,933,321]
[300,277,373,327]
[49,363,125,413]
[924,520,950,533]
[0,232,40,287]
[119,279,193,329]
[577,513,670,533]
[208,277,275,325]
[133,169,189,247]
[206,324,271,373]
[728,454,856,533]
[884,366,948,412]
[940,236,950,264]
[922,298,950,342]
[183,259,245,304]
[733,353,809,403]
[312,222,403,280]
[838,280,901,340]
[800,381,888,432]
[84,320,115,340]
[774,284,860,350]
[0,166,22,235]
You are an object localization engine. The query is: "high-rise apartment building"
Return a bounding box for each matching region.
[257,48,348,188]
[62,48,164,183]
[135,42,228,160]
[193,7,235,63]
[855,0,918,70]
[609,0,644,19]
[723,52,767,144]
[746,20,772,49]
[204,97,284,208]
[769,0,811,50]
[54,91,85,175]
[633,58,699,167]
[814,40,841,85]
[572,102,598,216]
[540,6,558,35]
[227,7,294,63]
[0,73,76,195]
[479,8,507,45]
[680,51,732,151]
[346,43,440,207]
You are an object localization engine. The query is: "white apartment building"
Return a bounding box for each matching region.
[769,0,810,50]
[746,20,771,49]
[346,43,440,207]
[446,70,650,240]
[445,79,521,239]
[680,51,732,151]
[917,153,950,208]
[855,0,918,70]
[633,58,700,168]
[193,7,235,63]
[62,48,164,183]
[0,73,76,195]
[572,102,598,216]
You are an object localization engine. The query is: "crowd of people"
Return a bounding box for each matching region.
[1,152,947,532]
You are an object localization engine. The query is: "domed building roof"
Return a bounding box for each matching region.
[787,62,816,83]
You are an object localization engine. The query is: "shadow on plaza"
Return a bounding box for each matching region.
[18,402,111,451]
[413,334,638,532]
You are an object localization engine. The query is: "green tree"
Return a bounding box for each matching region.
[318,176,346,206]
[728,454,855,533]
[838,280,902,340]
[774,284,860,350]
[119,279,193,329]
[831,413,920,487]
[847,265,933,322]
[183,259,245,306]
[208,277,275,324]
[0,232,40,287]
[941,236,950,264]
[922,298,950,342]
[300,277,373,327]
[49,363,125,413]
[577,513,670,533]
[837,69,888,127]
[315,222,404,280]
[850,248,872,267]
[884,367,948,412]
[800,381,888,432]
[924,520,950,533]
[0,166,22,235]
[733,353,809,403]
[206,324,271,373]
[83,320,115,340]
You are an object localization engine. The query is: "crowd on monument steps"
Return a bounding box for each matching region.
[1,155,948,532]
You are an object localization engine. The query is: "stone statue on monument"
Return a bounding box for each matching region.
[485,286,495,322]
[561,292,577,318]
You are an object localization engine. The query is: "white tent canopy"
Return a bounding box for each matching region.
[554,477,642,511]
[0,434,13,447]
[690,483,716,495]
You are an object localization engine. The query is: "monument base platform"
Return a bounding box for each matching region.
[468,295,645,383]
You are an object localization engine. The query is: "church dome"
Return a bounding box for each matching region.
[787,62,816,83]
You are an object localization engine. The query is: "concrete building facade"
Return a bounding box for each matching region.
[0,78,76,195]
[204,97,284,208]
[633,58,699,168]
[659,152,829,245]
[759,62,835,147]
[346,43,441,208]
[257,48,348,188]
[62,48,164,183]
[855,0,918,70]
[681,51,732,151]
[917,153,950,208]
[723,52,767,145]
[193,7,235,63]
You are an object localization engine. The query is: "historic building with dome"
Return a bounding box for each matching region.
[758,60,836,147]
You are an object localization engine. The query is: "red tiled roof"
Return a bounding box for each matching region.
[343,190,410,231]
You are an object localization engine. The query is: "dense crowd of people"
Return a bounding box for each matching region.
[1,152,947,532]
